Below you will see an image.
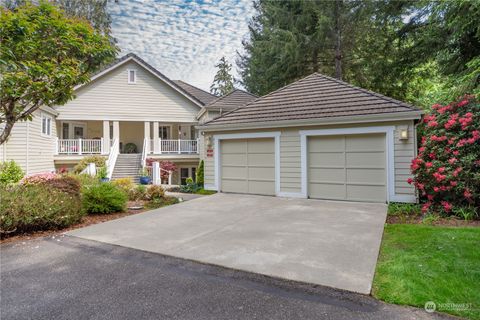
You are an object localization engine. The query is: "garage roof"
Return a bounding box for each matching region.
[172,80,218,106]
[202,73,421,126]
[206,89,257,111]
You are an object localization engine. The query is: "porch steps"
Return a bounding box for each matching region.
[111,153,142,182]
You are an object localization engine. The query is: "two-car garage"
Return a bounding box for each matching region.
[215,131,388,203]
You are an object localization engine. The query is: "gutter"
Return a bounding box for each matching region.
[197,111,423,132]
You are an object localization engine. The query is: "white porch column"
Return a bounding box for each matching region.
[113,121,120,142]
[102,120,110,154]
[152,161,160,185]
[153,121,159,154]
[144,121,150,154]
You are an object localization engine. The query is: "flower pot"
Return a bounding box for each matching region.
[100,178,110,182]
[139,176,151,185]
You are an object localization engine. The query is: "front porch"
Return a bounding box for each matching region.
[54,120,199,156]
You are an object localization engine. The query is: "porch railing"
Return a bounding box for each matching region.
[148,139,199,154]
[56,138,103,155]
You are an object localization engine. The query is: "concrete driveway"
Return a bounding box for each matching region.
[68,193,387,294]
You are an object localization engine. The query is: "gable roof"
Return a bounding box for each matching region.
[75,53,204,108]
[202,73,422,127]
[172,80,217,106]
[206,89,257,111]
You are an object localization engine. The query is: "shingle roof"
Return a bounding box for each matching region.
[205,89,257,111]
[172,80,217,106]
[203,73,420,126]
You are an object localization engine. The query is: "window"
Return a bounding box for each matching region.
[190,126,197,139]
[180,168,189,185]
[191,167,196,180]
[41,114,52,136]
[128,69,136,84]
[159,126,171,139]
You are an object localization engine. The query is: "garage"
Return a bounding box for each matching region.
[220,138,275,195]
[308,133,387,202]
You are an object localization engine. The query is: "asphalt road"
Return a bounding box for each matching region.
[1,235,452,320]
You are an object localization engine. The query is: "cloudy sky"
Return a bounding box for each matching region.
[109,0,255,91]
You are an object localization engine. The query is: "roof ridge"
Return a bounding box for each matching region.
[313,73,419,111]
[206,89,257,107]
[174,80,217,99]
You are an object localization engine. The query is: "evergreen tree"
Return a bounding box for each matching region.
[210,57,235,96]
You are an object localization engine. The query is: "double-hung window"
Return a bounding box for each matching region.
[128,69,136,84]
[159,126,171,139]
[41,114,52,136]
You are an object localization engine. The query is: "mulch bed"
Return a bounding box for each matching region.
[0,201,148,245]
[387,215,480,227]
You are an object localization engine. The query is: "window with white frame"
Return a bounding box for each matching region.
[128,69,136,84]
[41,114,52,136]
[159,126,171,139]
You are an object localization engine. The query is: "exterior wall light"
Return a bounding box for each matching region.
[400,128,409,140]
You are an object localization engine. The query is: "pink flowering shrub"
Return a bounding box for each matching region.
[20,172,58,185]
[409,95,480,215]
[145,159,177,182]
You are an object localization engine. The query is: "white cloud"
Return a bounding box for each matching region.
[109,0,255,92]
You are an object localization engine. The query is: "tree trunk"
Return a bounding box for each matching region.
[334,0,343,80]
[0,119,15,145]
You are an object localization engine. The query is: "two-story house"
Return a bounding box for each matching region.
[0,53,258,185]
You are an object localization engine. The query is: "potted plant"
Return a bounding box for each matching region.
[97,166,109,182]
[139,168,151,185]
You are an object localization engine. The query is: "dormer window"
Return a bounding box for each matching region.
[128,69,136,84]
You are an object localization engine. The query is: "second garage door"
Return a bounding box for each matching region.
[308,133,387,202]
[220,138,275,196]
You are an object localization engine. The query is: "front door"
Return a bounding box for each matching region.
[62,122,86,139]
[180,168,189,185]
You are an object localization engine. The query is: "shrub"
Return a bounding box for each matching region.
[73,155,106,174]
[0,184,84,235]
[387,203,421,216]
[44,176,81,195]
[145,185,165,200]
[409,95,480,215]
[0,160,24,186]
[146,196,179,209]
[112,177,135,194]
[124,143,137,153]
[82,183,127,214]
[20,172,57,185]
[196,160,204,187]
[97,166,108,179]
[180,179,201,193]
[70,173,100,189]
[128,184,146,201]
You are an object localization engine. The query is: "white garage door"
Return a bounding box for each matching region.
[308,134,386,202]
[220,138,275,196]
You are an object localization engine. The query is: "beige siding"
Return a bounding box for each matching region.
[1,110,57,174]
[201,120,417,200]
[55,60,200,122]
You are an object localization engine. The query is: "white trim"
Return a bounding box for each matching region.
[127,69,136,84]
[212,131,281,195]
[73,55,203,108]
[299,126,397,203]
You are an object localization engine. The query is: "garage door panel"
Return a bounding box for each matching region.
[308,136,345,152]
[221,153,246,166]
[248,153,275,166]
[222,179,248,193]
[248,181,275,195]
[309,168,344,183]
[308,152,345,167]
[222,166,247,179]
[247,138,275,153]
[346,134,384,151]
[346,152,385,168]
[249,167,275,180]
[309,183,345,200]
[220,138,275,196]
[347,168,385,184]
[347,185,385,202]
[221,140,246,153]
[308,134,386,202]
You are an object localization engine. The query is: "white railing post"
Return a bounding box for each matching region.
[178,139,181,154]
[159,138,162,154]
[100,138,104,155]
[196,138,199,154]
[168,171,172,185]
[78,138,82,155]
[152,161,160,185]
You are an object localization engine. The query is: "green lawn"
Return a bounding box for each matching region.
[373,224,480,319]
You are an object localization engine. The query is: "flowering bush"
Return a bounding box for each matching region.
[20,172,58,185]
[409,95,480,215]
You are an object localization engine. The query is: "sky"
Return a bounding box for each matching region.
[109,0,255,92]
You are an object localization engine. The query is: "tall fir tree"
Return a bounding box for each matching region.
[210,57,235,96]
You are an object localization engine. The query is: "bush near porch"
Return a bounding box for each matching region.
[409,95,479,217]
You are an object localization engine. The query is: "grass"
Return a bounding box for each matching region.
[373,224,480,319]
[195,188,217,195]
